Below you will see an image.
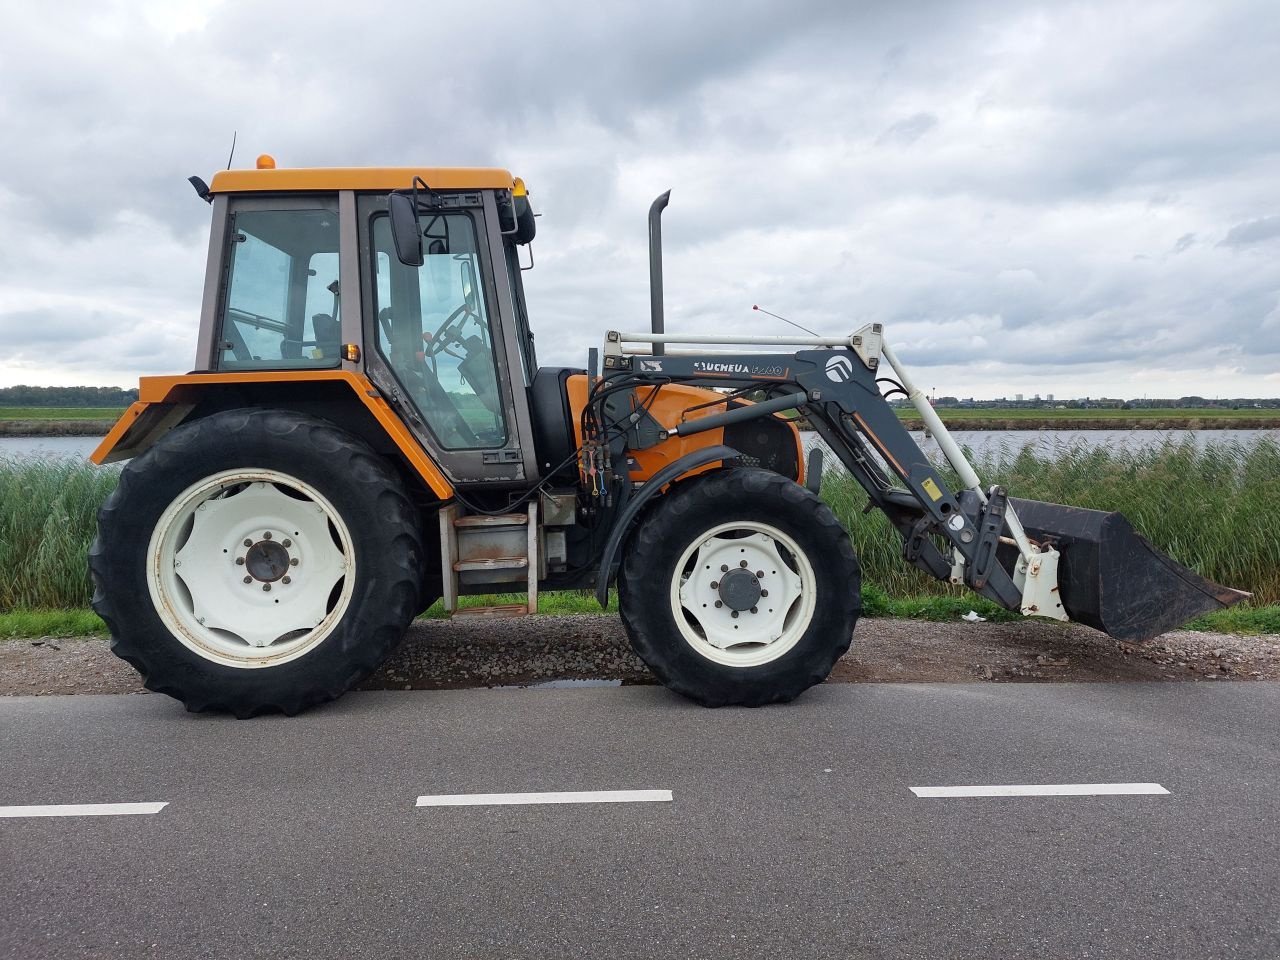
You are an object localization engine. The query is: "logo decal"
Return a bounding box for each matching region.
[639,359,664,372]
[825,355,854,383]
[693,361,749,374]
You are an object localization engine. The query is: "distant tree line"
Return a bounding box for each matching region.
[891,395,1280,410]
[0,385,139,407]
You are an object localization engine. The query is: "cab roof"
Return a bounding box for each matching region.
[208,166,518,195]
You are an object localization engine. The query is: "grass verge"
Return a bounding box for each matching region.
[7,595,1278,639]
[0,407,124,421]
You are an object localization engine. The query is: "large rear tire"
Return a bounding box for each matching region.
[619,467,861,706]
[90,409,424,717]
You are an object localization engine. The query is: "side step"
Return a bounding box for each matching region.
[440,502,539,618]
[449,603,531,619]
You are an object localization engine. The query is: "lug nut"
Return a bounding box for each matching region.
[756,570,764,578]
[721,564,729,573]
[731,610,739,619]
[714,600,723,609]
[750,606,758,614]
[282,539,292,548]
[739,560,748,568]
[761,589,769,597]
[282,576,291,585]
[289,558,299,566]
[263,531,272,540]
[263,584,271,592]
[710,581,719,589]
[235,557,245,566]
[244,539,253,548]
[243,575,252,584]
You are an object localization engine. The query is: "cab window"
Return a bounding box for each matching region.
[217,207,342,369]
[370,213,508,450]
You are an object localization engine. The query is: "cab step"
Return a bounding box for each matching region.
[453,513,529,528]
[440,502,539,619]
[450,603,530,619]
[453,557,529,572]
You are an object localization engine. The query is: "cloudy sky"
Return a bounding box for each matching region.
[1,0,1277,399]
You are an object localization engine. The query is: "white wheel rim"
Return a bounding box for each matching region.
[669,520,817,668]
[146,469,355,669]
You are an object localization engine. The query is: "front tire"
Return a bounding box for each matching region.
[90,409,424,717]
[619,467,861,706]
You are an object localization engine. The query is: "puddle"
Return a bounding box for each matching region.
[493,678,624,690]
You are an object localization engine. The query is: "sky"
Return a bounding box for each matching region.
[1,0,1278,400]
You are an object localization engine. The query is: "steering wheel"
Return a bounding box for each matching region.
[423,302,479,358]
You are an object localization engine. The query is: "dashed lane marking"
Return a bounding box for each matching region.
[910,783,1169,798]
[416,790,673,807]
[0,802,169,818]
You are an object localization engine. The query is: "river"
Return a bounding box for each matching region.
[2,427,1278,466]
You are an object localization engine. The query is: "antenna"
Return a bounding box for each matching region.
[226,130,237,170]
[752,304,821,338]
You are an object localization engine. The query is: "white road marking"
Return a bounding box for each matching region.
[0,802,168,818]
[417,790,673,807]
[910,783,1169,798]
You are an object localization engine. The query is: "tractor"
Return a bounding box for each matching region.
[88,157,1246,716]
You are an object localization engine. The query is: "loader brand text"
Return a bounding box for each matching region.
[692,361,789,377]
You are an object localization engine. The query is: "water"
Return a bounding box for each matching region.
[803,427,1280,471]
[0,435,104,461]
[2,427,1278,465]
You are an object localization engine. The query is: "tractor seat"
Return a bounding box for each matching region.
[311,313,340,359]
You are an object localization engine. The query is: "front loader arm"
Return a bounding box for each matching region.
[599,326,1248,640]
[598,331,1028,613]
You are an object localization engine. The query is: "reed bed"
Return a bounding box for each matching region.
[2,436,1278,611]
[821,435,1280,606]
[0,458,120,610]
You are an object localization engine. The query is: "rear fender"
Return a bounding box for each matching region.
[90,371,453,499]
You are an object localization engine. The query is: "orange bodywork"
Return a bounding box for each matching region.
[208,167,517,195]
[89,371,454,498]
[563,375,805,486]
[90,371,803,496]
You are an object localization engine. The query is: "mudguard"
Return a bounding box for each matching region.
[594,445,740,607]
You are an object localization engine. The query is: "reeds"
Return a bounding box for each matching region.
[2,436,1278,611]
[0,458,120,610]
[820,435,1280,605]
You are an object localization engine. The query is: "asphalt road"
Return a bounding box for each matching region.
[1,683,1277,960]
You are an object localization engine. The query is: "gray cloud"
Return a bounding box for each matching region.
[0,0,1278,400]
[1219,215,1280,247]
[877,113,939,147]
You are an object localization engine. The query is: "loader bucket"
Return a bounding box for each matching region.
[1008,498,1250,642]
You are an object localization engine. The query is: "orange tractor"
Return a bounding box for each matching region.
[89,158,1245,716]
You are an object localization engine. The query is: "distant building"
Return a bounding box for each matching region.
[1046,394,1054,402]
[1015,393,1023,402]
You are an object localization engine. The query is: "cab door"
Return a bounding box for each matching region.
[357,192,538,486]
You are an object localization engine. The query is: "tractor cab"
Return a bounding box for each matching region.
[192,157,546,486]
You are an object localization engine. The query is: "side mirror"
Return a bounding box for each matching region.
[388,194,423,267]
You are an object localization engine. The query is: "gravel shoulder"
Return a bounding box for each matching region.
[2,614,1278,697]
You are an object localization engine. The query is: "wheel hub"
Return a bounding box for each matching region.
[245,538,290,582]
[717,567,762,611]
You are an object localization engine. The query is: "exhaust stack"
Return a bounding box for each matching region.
[648,190,670,356]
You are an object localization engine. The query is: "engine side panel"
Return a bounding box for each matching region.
[563,375,804,484]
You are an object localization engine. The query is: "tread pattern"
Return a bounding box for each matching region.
[90,408,424,717]
[619,467,861,707]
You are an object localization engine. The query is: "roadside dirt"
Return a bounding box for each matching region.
[1,615,1277,698]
